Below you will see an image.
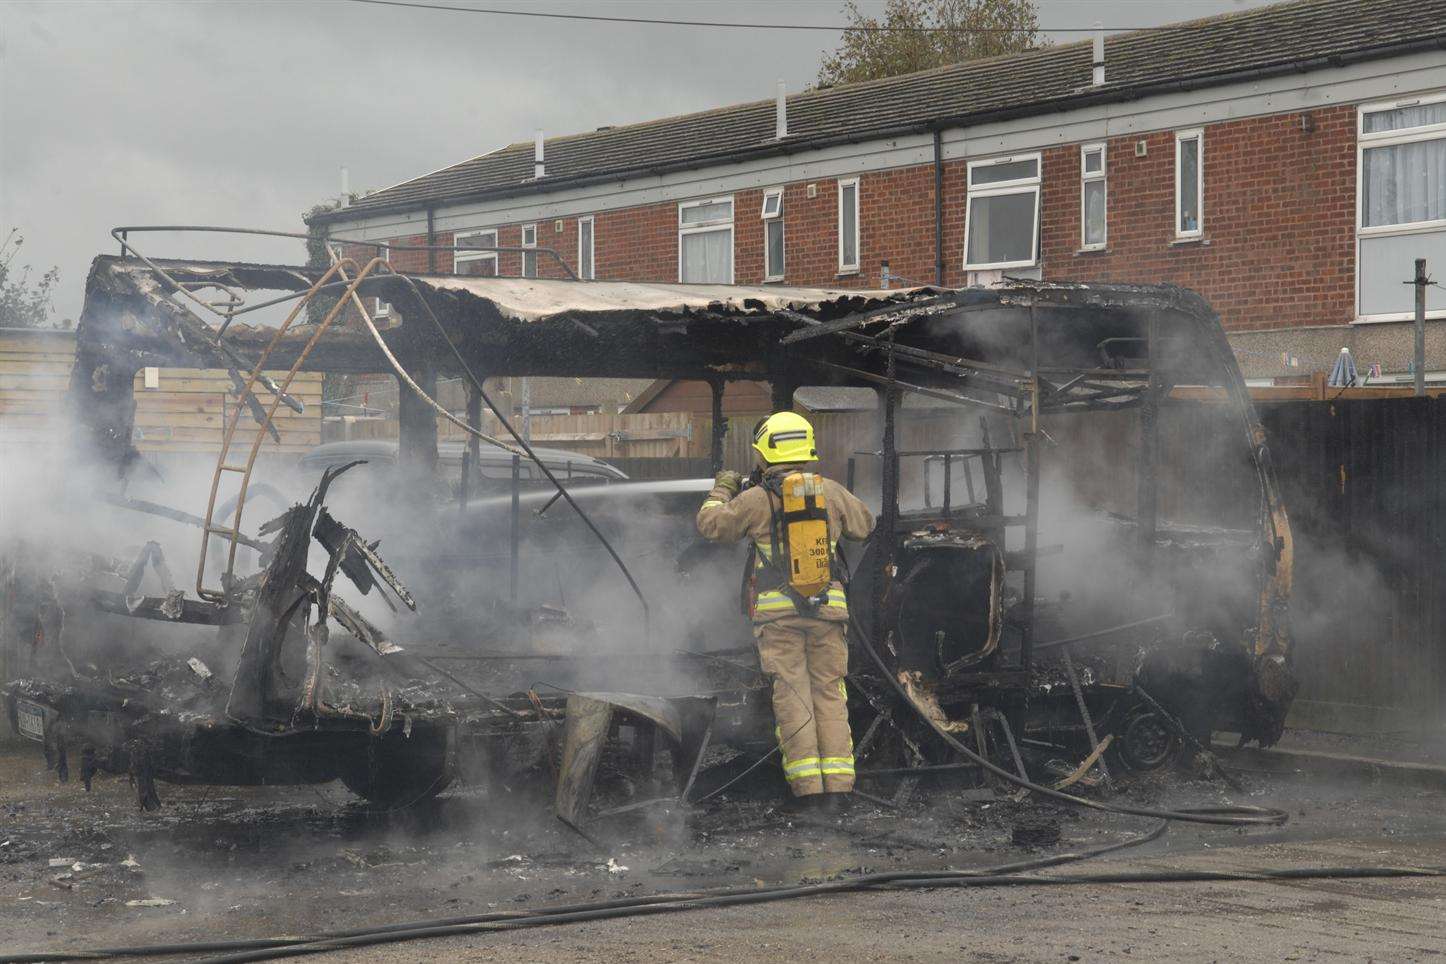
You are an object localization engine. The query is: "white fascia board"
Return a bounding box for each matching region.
[937,49,1446,159]
[328,51,1446,241]
[331,133,934,240]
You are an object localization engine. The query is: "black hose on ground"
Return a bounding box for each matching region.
[12,835,1445,964]
[4,823,1167,963]
[846,611,1290,827]
[200,865,1440,964]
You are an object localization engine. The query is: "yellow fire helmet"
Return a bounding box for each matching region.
[752,411,818,464]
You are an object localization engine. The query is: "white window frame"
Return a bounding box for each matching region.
[837,177,860,273]
[1080,143,1107,251]
[963,152,1041,271]
[762,188,785,282]
[453,228,499,276]
[520,223,538,278]
[374,242,391,317]
[761,189,783,220]
[1356,91,1446,322]
[1174,129,1204,240]
[677,196,735,284]
[577,215,595,280]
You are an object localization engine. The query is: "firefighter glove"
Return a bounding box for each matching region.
[713,470,743,498]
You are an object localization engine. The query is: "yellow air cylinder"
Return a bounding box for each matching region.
[782,472,832,598]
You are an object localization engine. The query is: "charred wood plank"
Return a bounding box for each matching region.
[89,589,241,625]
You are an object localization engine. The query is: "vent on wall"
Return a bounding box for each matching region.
[1135,140,1148,157]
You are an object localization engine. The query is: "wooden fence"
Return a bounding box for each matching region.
[1046,397,1446,734]
[0,329,77,447]
[1,328,323,457]
[131,368,323,455]
[330,410,696,460]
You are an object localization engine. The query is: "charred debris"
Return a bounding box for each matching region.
[2,228,1296,826]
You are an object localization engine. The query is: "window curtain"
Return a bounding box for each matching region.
[1364,137,1446,228]
[766,220,784,277]
[682,228,732,283]
[1084,180,1106,246]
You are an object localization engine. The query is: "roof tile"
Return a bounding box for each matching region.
[332,0,1446,218]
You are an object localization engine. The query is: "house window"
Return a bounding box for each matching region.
[1081,144,1107,250]
[1175,130,1204,238]
[454,229,498,277]
[964,153,1040,270]
[577,216,595,280]
[678,196,734,284]
[762,188,785,281]
[520,223,538,278]
[1357,93,1446,321]
[375,242,391,318]
[837,177,860,273]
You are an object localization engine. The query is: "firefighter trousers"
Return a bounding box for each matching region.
[754,615,855,796]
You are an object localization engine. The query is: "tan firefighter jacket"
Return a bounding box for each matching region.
[696,463,875,623]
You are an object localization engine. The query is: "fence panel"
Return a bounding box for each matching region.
[1037,396,1446,730]
[333,410,696,460]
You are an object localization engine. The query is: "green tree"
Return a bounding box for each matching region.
[818,0,1042,87]
[0,229,60,329]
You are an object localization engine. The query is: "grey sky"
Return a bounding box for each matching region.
[2,0,1277,322]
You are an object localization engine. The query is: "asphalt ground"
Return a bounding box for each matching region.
[3,740,1444,962]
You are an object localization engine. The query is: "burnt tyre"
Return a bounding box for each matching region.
[1115,709,1178,772]
[339,726,457,808]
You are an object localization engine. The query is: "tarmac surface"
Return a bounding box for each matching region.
[3,738,1444,962]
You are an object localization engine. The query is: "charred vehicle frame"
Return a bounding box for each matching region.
[1,226,1295,820]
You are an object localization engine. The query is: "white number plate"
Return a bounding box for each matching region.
[15,701,46,742]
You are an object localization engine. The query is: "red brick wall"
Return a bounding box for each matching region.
[1039,105,1357,331]
[360,104,1359,332]
[596,204,676,282]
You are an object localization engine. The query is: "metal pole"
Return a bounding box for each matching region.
[942,454,952,521]
[1137,315,1160,555]
[876,337,900,644]
[932,129,945,286]
[521,376,532,443]
[510,454,521,603]
[397,360,439,485]
[1020,307,1041,675]
[466,382,482,498]
[1415,258,1428,398]
[458,449,471,513]
[709,379,727,474]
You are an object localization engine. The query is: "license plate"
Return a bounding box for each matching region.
[15,700,46,742]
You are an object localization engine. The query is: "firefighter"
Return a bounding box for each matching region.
[696,411,875,810]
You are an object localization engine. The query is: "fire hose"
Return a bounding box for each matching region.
[846,609,1289,827]
[6,823,1443,963]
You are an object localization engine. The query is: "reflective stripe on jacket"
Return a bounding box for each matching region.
[696,465,875,623]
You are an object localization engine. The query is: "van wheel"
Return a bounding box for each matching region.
[1115,709,1178,772]
[339,729,456,808]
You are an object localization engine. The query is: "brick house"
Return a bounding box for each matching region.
[309,0,1446,389]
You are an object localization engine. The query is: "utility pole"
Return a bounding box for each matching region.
[1414,258,1428,398]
